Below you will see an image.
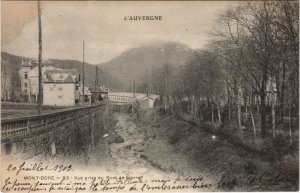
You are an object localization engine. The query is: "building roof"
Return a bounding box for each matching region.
[43,71,76,83]
[90,87,108,93]
[20,60,33,68]
[44,69,79,78]
[139,95,159,101]
[108,92,159,100]
[109,92,140,98]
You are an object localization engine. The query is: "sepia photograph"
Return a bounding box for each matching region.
[1,0,299,192]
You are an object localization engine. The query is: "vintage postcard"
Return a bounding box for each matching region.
[1,0,299,192]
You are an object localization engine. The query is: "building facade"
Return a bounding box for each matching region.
[108,92,159,110]
[19,60,92,106]
[19,61,64,102]
[43,71,77,106]
[139,95,158,110]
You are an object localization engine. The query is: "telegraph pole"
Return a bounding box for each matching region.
[132,78,135,113]
[95,66,98,90]
[37,0,43,114]
[82,40,85,105]
[94,66,99,104]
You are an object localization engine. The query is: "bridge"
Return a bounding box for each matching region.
[1,103,108,159]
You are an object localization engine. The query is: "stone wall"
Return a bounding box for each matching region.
[1,104,109,160]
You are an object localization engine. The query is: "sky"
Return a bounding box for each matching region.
[2,1,238,64]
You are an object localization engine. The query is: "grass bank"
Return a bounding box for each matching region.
[133,108,299,191]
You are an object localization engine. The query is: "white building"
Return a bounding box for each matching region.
[139,95,159,110]
[108,92,159,109]
[19,60,76,102]
[18,61,36,101]
[43,71,77,106]
[108,92,133,104]
[19,60,92,106]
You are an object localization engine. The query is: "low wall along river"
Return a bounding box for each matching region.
[1,104,108,159]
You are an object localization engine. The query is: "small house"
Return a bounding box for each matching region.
[139,95,159,110]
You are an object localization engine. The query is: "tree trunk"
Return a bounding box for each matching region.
[260,68,268,138]
[249,93,257,139]
[217,103,222,124]
[260,93,267,138]
[211,103,214,123]
[271,78,276,138]
[196,100,200,124]
[170,97,174,114]
[237,99,242,134]
[187,99,190,114]
[250,104,257,139]
[228,101,231,121]
[288,105,293,144]
[199,108,203,121]
[226,77,231,121]
[233,78,243,136]
[245,100,248,120]
[271,101,276,138]
[192,97,196,116]
[279,62,286,122]
[195,98,200,124]
[256,95,260,113]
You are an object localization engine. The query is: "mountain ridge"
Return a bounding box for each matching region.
[99,41,198,91]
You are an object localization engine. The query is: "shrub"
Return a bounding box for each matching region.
[167,127,182,144]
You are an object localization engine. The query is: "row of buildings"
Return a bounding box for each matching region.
[19,60,108,106]
[19,60,159,110]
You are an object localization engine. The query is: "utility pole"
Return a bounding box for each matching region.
[132,78,134,113]
[94,66,98,104]
[95,66,98,90]
[132,77,135,113]
[37,0,43,114]
[164,63,169,110]
[82,40,85,105]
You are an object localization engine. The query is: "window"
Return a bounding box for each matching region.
[24,89,27,93]
[24,83,27,88]
[24,72,28,80]
[58,95,63,99]
[58,87,63,91]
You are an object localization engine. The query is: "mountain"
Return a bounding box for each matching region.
[1,52,123,100]
[99,42,198,91]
